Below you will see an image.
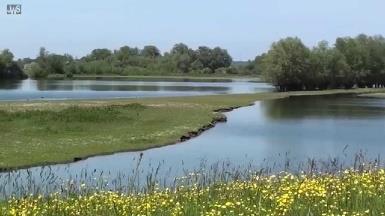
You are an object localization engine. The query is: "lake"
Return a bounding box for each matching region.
[1,94,385,197]
[0,78,272,101]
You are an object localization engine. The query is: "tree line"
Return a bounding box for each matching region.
[3,34,385,91]
[16,44,239,79]
[0,49,26,79]
[260,34,385,91]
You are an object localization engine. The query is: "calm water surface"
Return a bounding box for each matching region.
[58,95,385,169]
[0,79,272,101]
[1,95,385,197]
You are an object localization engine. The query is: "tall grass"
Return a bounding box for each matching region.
[0,151,379,199]
[1,153,384,215]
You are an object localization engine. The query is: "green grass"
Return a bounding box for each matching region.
[0,103,217,169]
[3,168,385,215]
[1,88,385,169]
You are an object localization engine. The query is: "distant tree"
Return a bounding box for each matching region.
[195,46,213,71]
[190,59,204,71]
[210,47,232,70]
[259,34,385,90]
[193,46,232,73]
[115,46,139,65]
[308,41,335,89]
[174,54,192,73]
[170,43,190,55]
[24,62,47,79]
[88,49,112,61]
[38,47,48,59]
[2,43,238,78]
[46,54,66,74]
[35,47,49,73]
[366,35,385,87]
[170,43,194,73]
[261,37,310,91]
[17,58,34,69]
[0,49,14,64]
[328,49,352,88]
[0,49,26,79]
[236,55,266,75]
[252,54,266,75]
[335,35,370,87]
[141,46,161,59]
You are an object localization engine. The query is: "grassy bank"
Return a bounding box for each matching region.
[1,88,385,169]
[359,92,385,98]
[2,168,385,216]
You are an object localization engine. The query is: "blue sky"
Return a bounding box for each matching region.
[1,0,385,60]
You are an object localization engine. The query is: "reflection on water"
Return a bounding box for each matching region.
[1,95,385,197]
[0,80,23,90]
[262,95,385,119]
[0,79,273,101]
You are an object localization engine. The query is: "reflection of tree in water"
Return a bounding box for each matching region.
[34,80,231,92]
[261,95,385,120]
[88,85,230,92]
[88,85,161,91]
[0,80,22,90]
[36,80,75,91]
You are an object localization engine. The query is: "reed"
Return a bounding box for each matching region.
[0,153,384,215]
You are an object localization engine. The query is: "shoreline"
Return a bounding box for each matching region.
[45,74,261,82]
[1,88,385,172]
[0,104,251,173]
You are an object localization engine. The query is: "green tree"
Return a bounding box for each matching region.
[170,43,189,55]
[115,46,139,65]
[0,49,14,65]
[363,35,385,87]
[2,43,238,78]
[0,49,26,79]
[308,41,335,89]
[24,62,47,79]
[88,49,112,61]
[261,37,310,91]
[195,46,213,71]
[328,49,352,88]
[190,60,204,71]
[335,36,369,87]
[210,47,232,70]
[252,54,266,75]
[141,46,161,59]
[170,43,194,73]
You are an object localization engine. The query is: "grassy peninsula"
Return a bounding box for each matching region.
[0,88,384,170]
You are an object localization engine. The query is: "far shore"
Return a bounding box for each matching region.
[358,92,385,98]
[45,74,261,82]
